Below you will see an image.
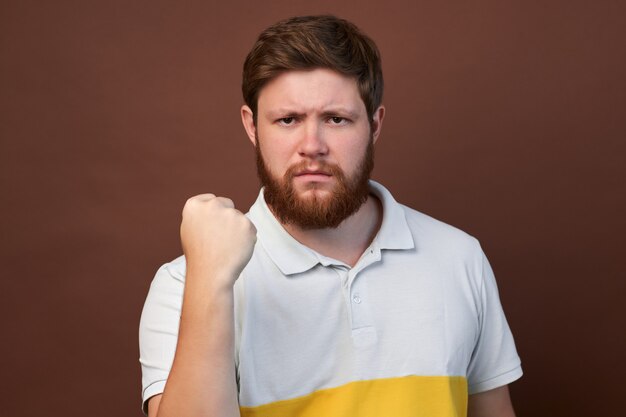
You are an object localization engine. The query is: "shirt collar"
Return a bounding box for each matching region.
[246,180,415,276]
[368,180,415,251]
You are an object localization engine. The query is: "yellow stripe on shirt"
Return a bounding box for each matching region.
[240,375,468,417]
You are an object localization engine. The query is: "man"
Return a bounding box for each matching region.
[139,15,522,417]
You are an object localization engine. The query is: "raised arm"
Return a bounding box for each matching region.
[149,194,256,417]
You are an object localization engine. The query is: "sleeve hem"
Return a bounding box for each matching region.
[468,365,523,395]
[142,380,167,415]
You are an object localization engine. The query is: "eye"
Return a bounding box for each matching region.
[278,117,295,125]
[330,116,346,125]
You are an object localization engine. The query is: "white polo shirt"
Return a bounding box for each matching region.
[139,181,522,416]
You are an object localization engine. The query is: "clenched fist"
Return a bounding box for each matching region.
[180,194,257,290]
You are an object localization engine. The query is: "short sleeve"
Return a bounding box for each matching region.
[138,256,186,414]
[466,250,523,394]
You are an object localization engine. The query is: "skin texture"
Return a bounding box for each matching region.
[147,68,517,417]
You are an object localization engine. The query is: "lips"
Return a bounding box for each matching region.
[287,162,339,181]
[295,169,331,177]
[292,168,333,184]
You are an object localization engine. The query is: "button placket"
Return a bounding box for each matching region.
[348,270,377,349]
[332,266,354,328]
[349,270,374,330]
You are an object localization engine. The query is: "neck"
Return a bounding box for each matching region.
[281,194,383,267]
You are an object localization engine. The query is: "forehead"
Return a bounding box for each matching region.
[257,68,365,114]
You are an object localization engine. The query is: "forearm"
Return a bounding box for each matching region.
[156,269,240,417]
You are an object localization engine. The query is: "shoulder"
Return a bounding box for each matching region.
[152,255,187,282]
[400,204,483,258]
[372,180,483,260]
[146,255,187,296]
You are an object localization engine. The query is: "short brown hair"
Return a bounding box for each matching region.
[242,15,384,124]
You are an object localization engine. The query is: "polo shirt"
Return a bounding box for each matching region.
[139,180,522,416]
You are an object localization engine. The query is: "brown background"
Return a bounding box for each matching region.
[1,0,624,416]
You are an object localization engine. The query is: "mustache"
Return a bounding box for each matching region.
[285,161,344,179]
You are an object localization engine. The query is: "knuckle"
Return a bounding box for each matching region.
[216,196,235,208]
[187,193,215,204]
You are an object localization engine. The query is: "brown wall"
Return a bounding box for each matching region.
[1,1,624,416]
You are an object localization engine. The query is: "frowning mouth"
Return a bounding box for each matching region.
[295,170,332,177]
[292,169,334,184]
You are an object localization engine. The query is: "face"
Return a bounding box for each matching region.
[241,68,384,229]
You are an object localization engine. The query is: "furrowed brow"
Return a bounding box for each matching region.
[321,108,359,119]
[265,109,304,119]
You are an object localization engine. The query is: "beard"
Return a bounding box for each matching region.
[256,137,374,230]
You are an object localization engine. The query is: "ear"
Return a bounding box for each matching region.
[241,105,257,146]
[371,105,385,144]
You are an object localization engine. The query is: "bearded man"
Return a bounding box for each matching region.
[139,15,522,417]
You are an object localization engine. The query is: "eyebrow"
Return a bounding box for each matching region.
[265,107,360,119]
[265,109,304,119]
[321,109,360,119]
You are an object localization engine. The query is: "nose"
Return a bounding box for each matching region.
[297,121,328,158]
